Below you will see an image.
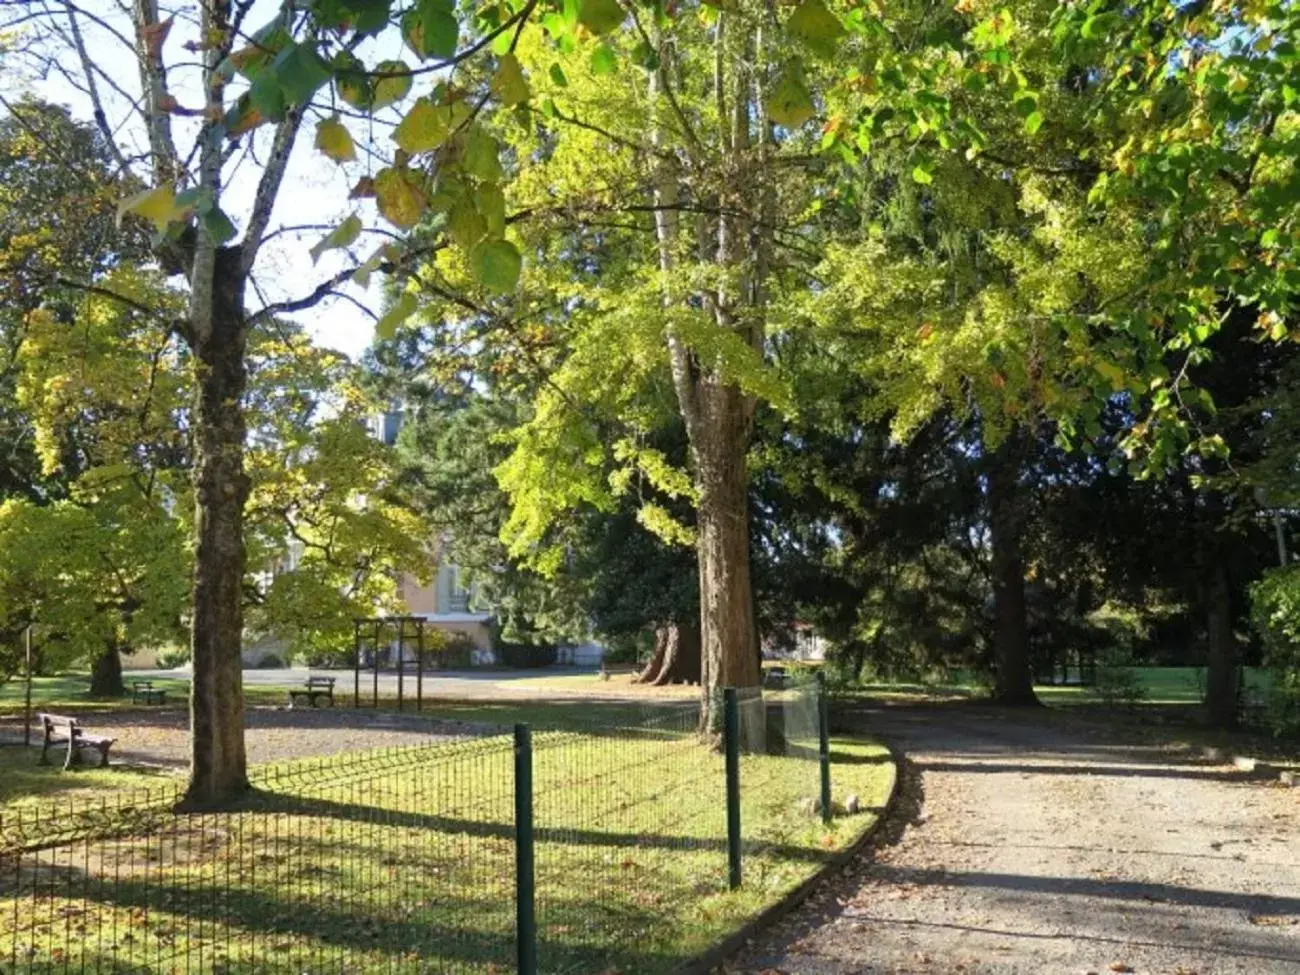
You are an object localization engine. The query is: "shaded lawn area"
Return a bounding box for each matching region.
[0,716,894,975]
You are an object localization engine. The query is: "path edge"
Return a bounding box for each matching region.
[676,739,905,975]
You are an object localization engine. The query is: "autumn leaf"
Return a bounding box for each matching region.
[374,167,427,229]
[315,117,356,163]
[116,185,183,233]
[140,15,174,58]
[768,63,815,128]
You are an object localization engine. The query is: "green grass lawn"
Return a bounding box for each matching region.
[850,665,1274,706]
[0,710,894,974]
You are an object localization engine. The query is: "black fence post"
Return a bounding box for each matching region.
[514,723,537,975]
[817,671,832,825]
[724,687,742,890]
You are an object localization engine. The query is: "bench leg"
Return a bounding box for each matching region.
[39,738,49,766]
[64,737,77,772]
[98,745,111,768]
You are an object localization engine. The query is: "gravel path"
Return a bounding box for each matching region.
[729,702,1300,975]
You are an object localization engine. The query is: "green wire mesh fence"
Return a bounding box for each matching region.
[1,682,831,975]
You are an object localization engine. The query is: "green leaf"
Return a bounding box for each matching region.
[393,98,448,153]
[201,206,238,245]
[372,60,414,110]
[492,53,531,105]
[549,63,569,87]
[272,42,331,107]
[334,53,373,109]
[1023,110,1043,135]
[448,197,488,249]
[911,162,933,185]
[590,43,617,75]
[768,63,815,128]
[1261,228,1281,248]
[309,214,363,263]
[403,2,459,59]
[376,291,418,339]
[374,167,427,229]
[477,184,506,236]
[249,71,287,122]
[463,128,503,182]
[469,238,522,293]
[787,0,845,58]
[315,117,356,163]
[577,0,625,35]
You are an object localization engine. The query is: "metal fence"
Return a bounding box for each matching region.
[1,680,832,974]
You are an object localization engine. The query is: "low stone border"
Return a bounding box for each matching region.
[677,742,904,975]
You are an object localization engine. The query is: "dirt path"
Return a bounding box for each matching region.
[729,703,1300,975]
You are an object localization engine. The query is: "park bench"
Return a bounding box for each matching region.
[130,680,168,705]
[288,675,337,708]
[39,713,116,770]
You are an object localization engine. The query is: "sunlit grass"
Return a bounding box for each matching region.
[0,714,893,974]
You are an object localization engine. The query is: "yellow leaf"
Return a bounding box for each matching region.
[116,185,182,233]
[309,214,363,263]
[374,167,427,230]
[315,117,356,163]
[392,98,448,154]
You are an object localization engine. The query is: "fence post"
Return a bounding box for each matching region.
[817,671,832,825]
[514,723,537,975]
[724,687,742,890]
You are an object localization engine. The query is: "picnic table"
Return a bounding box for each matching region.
[289,675,337,708]
[130,680,168,705]
[39,713,116,770]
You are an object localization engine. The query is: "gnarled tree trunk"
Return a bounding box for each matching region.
[635,620,702,685]
[181,250,250,808]
[987,432,1038,706]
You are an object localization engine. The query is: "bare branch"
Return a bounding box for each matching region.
[63,1,131,174]
[239,106,305,276]
[131,0,181,184]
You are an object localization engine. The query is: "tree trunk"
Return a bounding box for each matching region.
[180,251,250,808]
[694,381,763,741]
[89,642,124,697]
[1203,559,1239,728]
[987,433,1039,706]
[635,621,702,685]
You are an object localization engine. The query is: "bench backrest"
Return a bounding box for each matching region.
[306,676,336,688]
[131,680,154,690]
[39,713,80,733]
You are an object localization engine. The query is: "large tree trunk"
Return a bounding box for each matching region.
[180,251,250,808]
[1203,559,1239,728]
[987,433,1039,706]
[635,621,702,685]
[89,642,124,697]
[693,381,763,741]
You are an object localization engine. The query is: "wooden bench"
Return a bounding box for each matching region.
[39,713,116,771]
[288,676,336,708]
[130,680,168,705]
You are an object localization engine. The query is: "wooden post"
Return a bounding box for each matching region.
[23,625,34,748]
